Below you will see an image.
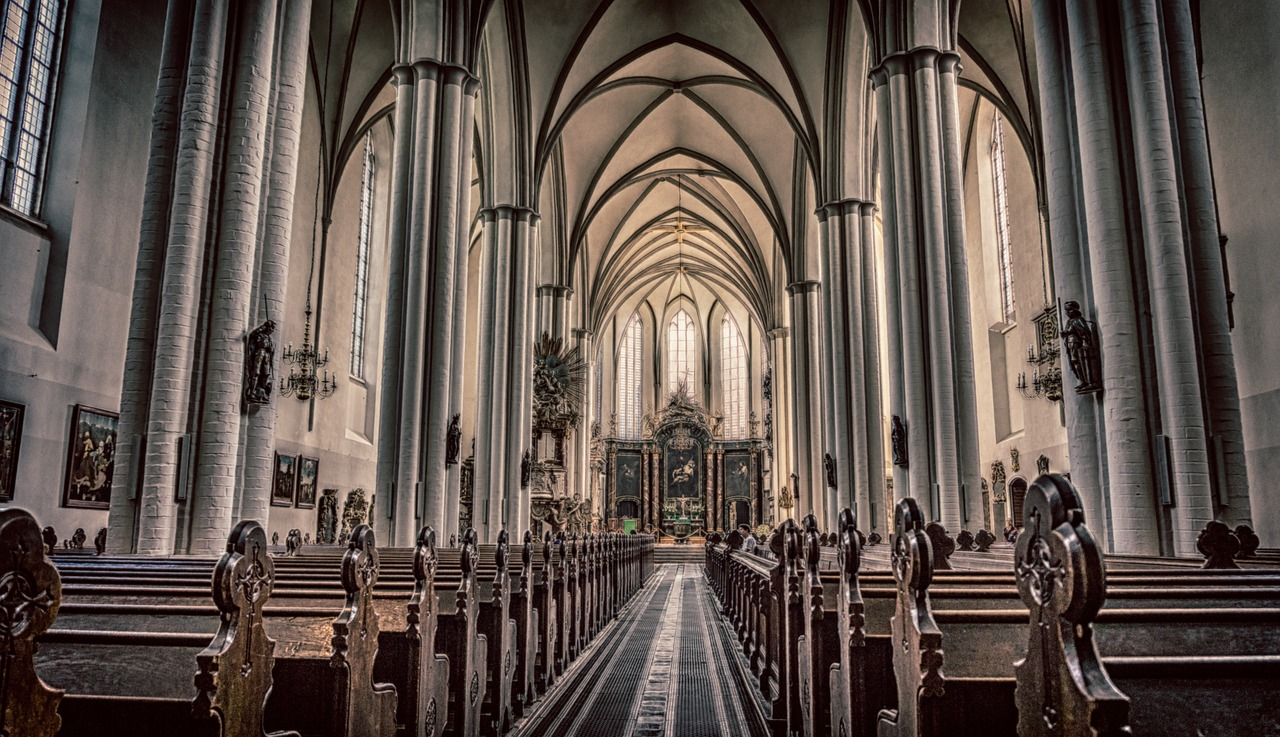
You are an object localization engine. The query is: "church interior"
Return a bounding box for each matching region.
[0,0,1278,735]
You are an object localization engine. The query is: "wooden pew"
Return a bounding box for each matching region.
[874,479,1280,737]
[432,528,490,737]
[529,532,559,696]
[707,485,1280,737]
[37,517,306,736]
[372,526,450,737]
[0,507,65,737]
[264,524,398,737]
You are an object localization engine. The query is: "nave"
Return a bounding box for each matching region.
[514,565,766,737]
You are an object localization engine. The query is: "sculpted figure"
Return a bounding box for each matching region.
[243,320,277,407]
[1060,300,1102,393]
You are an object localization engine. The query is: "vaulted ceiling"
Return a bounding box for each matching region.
[307,0,1046,344]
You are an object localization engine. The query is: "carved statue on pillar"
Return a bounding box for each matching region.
[1036,454,1049,476]
[1060,300,1102,394]
[445,413,461,466]
[891,415,908,468]
[243,320,277,408]
[521,449,532,488]
[824,453,837,489]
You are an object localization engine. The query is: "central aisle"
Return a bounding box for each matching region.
[513,564,767,737]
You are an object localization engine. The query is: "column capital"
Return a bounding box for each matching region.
[538,284,574,299]
[817,198,876,220]
[403,58,481,93]
[767,327,791,340]
[869,47,961,88]
[480,204,540,225]
[786,280,821,296]
[573,327,594,339]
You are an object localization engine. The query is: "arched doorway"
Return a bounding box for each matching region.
[1010,477,1029,527]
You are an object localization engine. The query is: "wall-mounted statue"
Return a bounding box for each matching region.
[990,459,1007,486]
[317,488,338,544]
[1060,300,1102,394]
[521,449,532,488]
[243,320,277,408]
[1036,454,1050,476]
[824,453,837,490]
[446,413,461,466]
[1010,447,1020,472]
[339,488,368,541]
[891,415,908,468]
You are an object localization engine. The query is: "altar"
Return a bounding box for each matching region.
[605,385,763,540]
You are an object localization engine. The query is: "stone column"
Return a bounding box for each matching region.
[538,285,571,341]
[238,0,312,528]
[112,0,230,555]
[871,46,980,532]
[1162,0,1249,521]
[1029,0,1109,547]
[473,207,539,541]
[189,0,280,555]
[375,60,479,546]
[1118,0,1213,554]
[109,0,196,552]
[574,327,593,505]
[786,280,825,524]
[767,328,793,521]
[819,199,884,534]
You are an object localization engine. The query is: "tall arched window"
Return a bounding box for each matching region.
[991,115,1016,323]
[667,310,696,394]
[594,346,603,427]
[0,0,66,215]
[617,315,642,437]
[350,133,374,378]
[720,317,747,438]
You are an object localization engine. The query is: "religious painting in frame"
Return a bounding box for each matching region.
[272,452,297,507]
[0,400,25,502]
[664,439,701,500]
[614,451,643,519]
[62,405,119,509]
[296,456,319,509]
[725,451,751,500]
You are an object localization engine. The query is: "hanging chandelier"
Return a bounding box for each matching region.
[279,0,336,403]
[280,298,336,400]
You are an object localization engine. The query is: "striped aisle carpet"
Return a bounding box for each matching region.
[513,564,768,737]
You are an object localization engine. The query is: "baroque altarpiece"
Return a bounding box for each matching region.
[605,386,764,539]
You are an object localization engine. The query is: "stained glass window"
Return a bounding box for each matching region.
[721,317,746,438]
[617,314,642,437]
[0,0,64,215]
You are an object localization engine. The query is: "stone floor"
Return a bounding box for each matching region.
[512,564,767,737]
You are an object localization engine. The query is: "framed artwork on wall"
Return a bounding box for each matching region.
[62,405,119,509]
[296,456,319,508]
[0,400,25,502]
[272,453,297,507]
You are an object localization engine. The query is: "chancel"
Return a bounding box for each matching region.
[0,0,1277,735]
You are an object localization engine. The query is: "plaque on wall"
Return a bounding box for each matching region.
[0,400,24,502]
[272,452,297,507]
[296,456,319,508]
[62,405,118,509]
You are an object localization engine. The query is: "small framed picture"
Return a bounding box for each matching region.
[272,453,297,507]
[0,399,25,502]
[296,456,319,509]
[62,405,119,509]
